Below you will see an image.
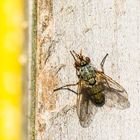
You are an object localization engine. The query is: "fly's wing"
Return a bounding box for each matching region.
[95,70,130,109]
[77,80,97,127]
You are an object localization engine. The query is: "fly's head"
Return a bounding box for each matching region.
[70,50,90,70]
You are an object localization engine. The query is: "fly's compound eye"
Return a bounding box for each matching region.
[85,57,90,63]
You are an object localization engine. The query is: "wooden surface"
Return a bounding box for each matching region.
[35,0,140,139]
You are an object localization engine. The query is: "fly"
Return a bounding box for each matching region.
[54,50,130,127]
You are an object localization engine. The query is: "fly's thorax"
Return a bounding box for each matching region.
[77,64,96,84]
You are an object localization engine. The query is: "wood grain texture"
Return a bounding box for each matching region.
[36,0,140,139]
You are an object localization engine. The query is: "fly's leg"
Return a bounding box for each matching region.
[53,83,79,94]
[54,83,78,91]
[100,53,108,73]
[100,54,111,88]
[55,64,66,75]
[86,99,89,114]
[54,87,78,95]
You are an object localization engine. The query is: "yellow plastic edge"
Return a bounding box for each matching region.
[0,0,24,140]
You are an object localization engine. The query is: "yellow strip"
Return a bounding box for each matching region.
[0,0,24,140]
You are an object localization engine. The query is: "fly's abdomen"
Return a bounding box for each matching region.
[94,92,105,107]
[91,84,105,107]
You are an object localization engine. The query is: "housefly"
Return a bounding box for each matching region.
[54,50,130,127]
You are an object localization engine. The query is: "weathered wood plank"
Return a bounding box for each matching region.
[35,0,140,139]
